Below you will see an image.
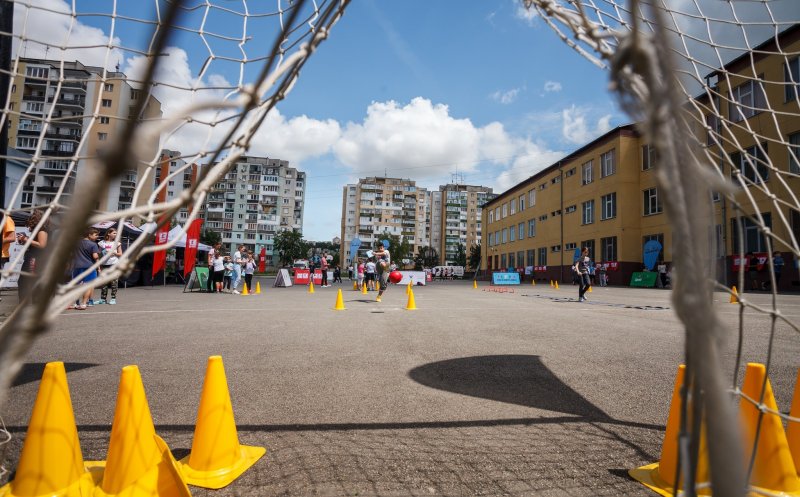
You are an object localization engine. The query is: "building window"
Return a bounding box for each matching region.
[643,233,665,262]
[551,176,560,184]
[99,116,110,124]
[730,143,769,184]
[729,76,766,122]
[16,137,38,149]
[510,226,516,242]
[565,242,577,251]
[790,132,800,174]
[510,199,516,215]
[601,236,617,262]
[519,194,525,211]
[131,89,141,100]
[102,99,112,108]
[643,188,663,216]
[642,145,657,170]
[565,167,576,177]
[502,203,508,218]
[104,83,114,92]
[538,247,547,266]
[582,199,594,225]
[600,150,616,178]
[582,160,593,185]
[25,66,49,79]
[786,57,799,102]
[526,249,535,266]
[495,206,500,221]
[97,132,107,141]
[528,219,536,237]
[565,205,576,214]
[11,84,15,93]
[501,253,507,268]
[518,222,525,240]
[25,102,44,113]
[489,210,494,223]
[502,228,508,243]
[529,189,536,206]
[731,213,772,253]
[601,192,616,220]
[538,183,547,190]
[551,245,561,253]
[488,233,494,246]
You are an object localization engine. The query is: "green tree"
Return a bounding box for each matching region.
[378,231,411,267]
[468,243,482,271]
[414,246,439,270]
[200,229,221,246]
[273,229,307,266]
[454,243,467,267]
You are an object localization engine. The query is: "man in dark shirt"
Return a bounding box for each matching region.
[72,228,101,309]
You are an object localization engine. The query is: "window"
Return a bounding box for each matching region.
[538,183,547,190]
[502,228,508,243]
[643,188,663,215]
[643,233,665,262]
[501,254,507,268]
[565,205,576,214]
[510,226,516,242]
[518,222,525,240]
[786,57,799,102]
[25,102,44,113]
[26,66,49,79]
[582,160,593,185]
[538,214,547,222]
[551,176,560,184]
[495,206,500,220]
[601,192,616,220]
[508,252,515,268]
[731,213,772,253]
[706,112,722,146]
[601,236,617,262]
[101,99,112,108]
[528,219,536,237]
[538,247,547,266]
[510,199,516,215]
[16,137,38,149]
[582,199,594,224]
[99,116,110,124]
[519,195,525,211]
[104,83,114,92]
[565,242,577,251]
[730,143,769,184]
[600,150,616,177]
[502,203,508,218]
[790,132,800,174]
[527,250,535,266]
[11,84,15,93]
[488,233,494,246]
[529,189,536,206]
[97,132,107,141]
[729,77,766,122]
[551,245,561,252]
[489,210,494,223]
[642,145,657,170]
[565,167,576,177]
[131,89,141,100]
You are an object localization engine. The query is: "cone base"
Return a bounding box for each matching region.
[0,472,95,497]
[629,463,680,497]
[178,445,265,489]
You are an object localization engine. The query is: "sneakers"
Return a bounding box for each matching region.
[109,299,116,305]
[97,299,107,305]
[233,290,240,295]
[376,296,381,302]
[579,296,587,302]
[87,299,94,307]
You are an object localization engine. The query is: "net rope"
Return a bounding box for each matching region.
[524,1,799,496]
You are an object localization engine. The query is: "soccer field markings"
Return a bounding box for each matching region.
[520,293,671,311]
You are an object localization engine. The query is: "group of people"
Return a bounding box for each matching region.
[352,243,392,301]
[206,242,257,294]
[744,251,785,291]
[571,257,610,288]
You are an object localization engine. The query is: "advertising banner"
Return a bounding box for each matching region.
[293,269,310,285]
[258,247,266,273]
[183,219,203,278]
[732,252,768,271]
[492,272,521,285]
[151,223,170,277]
[630,271,658,287]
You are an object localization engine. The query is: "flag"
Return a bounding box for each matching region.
[259,246,267,273]
[151,222,170,278]
[183,219,203,278]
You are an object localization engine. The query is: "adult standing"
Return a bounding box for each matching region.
[97,228,123,304]
[772,251,784,290]
[207,241,221,292]
[746,252,759,291]
[320,251,329,287]
[1,214,15,269]
[573,247,591,302]
[17,210,50,301]
[374,243,391,302]
[657,262,668,288]
[72,228,101,310]
[231,244,245,294]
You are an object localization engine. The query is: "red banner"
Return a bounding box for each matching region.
[606,261,619,271]
[258,247,266,273]
[151,223,170,277]
[732,252,768,271]
[312,269,323,285]
[183,219,203,278]
[293,269,310,285]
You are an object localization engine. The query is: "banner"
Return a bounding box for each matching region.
[732,252,768,271]
[630,271,658,287]
[151,222,170,278]
[258,247,266,272]
[492,271,520,285]
[183,219,203,278]
[293,268,310,285]
[349,237,362,263]
[312,269,323,285]
[643,240,663,271]
[183,267,209,293]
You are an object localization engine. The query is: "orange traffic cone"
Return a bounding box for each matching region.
[241,283,249,296]
[554,281,560,290]
[334,289,346,310]
[739,363,800,493]
[788,368,800,473]
[90,365,190,497]
[362,282,368,295]
[549,280,554,288]
[0,362,95,497]
[179,356,266,489]
[405,288,417,310]
[730,286,739,304]
[255,281,261,294]
[473,280,477,289]
[353,280,358,291]
[308,281,315,294]
[587,285,592,293]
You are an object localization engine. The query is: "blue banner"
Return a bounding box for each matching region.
[492,272,520,285]
[381,239,390,249]
[573,247,582,263]
[349,237,362,261]
[643,240,663,271]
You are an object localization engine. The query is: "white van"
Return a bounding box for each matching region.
[431,265,465,279]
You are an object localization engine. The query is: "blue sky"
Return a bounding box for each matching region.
[11,1,649,240]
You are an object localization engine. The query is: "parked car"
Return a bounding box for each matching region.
[291,260,309,276]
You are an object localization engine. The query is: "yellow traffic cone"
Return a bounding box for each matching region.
[362,282,368,295]
[730,285,739,304]
[241,283,249,296]
[179,356,266,489]
[0,362,95,497]
[739,363,800,494]
[555,281,559,290]
[353,280,358,291]
[91,365,190,497]
[473,280,477,289]
[549,280,553,288]
[406,281,411,295]
[255,281,261,294]
[587,285,592,293]
[788,368,800,473]
[405,288,417,310]
[629,365,710,493]
[308,281,315,294]
[334,289,346,310]
[531,279,535,286]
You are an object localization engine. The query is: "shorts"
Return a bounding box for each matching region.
[377,271,388,291]
[72,267,98,284]
[365,273,375,282]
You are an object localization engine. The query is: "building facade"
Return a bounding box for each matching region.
[339,177,429,266]
[6,58,162,211]
[154,149,201,224]
[436,184,494,267]
[205,155,305,263]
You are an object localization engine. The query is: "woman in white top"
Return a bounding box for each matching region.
[97,228,123,304]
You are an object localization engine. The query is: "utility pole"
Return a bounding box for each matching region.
[0,1,13,209]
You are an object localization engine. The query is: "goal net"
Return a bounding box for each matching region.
[523,1,799,495]
[0,0,349,415]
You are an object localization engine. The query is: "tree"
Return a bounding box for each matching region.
[378,231,411,267]
[454,243,467,267]
[468,243,482,271]
[201,229,221,246]
[414,246,439,270]
[273,229,307,266]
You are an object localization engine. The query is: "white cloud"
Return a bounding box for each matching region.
[515,1,539,26]
[561,105,613,144]
[490,88,521,105]
[543,81,562,92]
[13,0,124,70]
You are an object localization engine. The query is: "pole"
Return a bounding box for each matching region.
[558,162,564,285]
[0,0,14,209]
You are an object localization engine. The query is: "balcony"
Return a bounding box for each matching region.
[22,95,45,102]
[47,96,85,108]
[120,180,136,189]
[40,149,77,157]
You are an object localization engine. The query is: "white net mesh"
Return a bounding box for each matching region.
[0,0,349,411]
[524,1,799,495]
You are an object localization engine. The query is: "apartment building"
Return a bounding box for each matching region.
[437,184,494,267]
[339,177,429,266]
[205,155,305,264]
[6,58,162,211]
[154,149,201,224]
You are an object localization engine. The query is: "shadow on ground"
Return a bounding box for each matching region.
[13,362,99,387]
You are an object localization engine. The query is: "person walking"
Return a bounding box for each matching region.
[97,228,123,304]
[231,244,245,294]
[333,265,342,283]
[320,251,329,287]
[374,243,391,302]
[17,210,50,301]
[207,242,221,292]
[772,251,784,290]
[244,252,256,292]
[573,247,591,302]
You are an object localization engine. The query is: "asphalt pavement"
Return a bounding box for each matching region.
[0,279,798,496]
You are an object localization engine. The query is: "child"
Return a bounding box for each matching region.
[357,258,365,290]
[213,252,225,293]
[244,253,256,292]
[333,265,342,283]
[223,256,233,292]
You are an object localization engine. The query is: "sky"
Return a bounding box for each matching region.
[11,0,797,241]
